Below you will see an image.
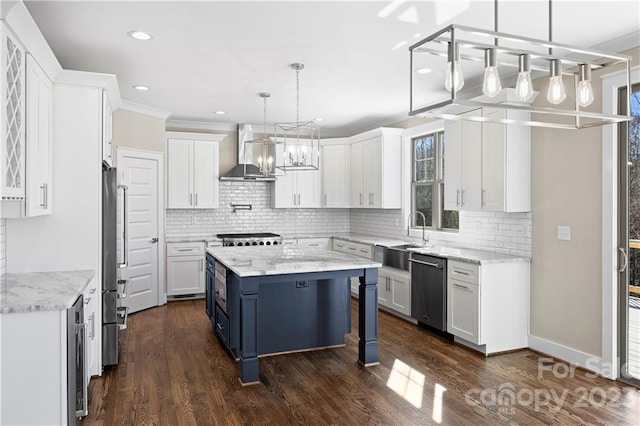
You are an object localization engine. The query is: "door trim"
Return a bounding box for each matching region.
[116,147,166,307]
[602,66,640,380]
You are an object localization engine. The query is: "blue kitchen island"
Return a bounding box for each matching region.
[205,245,381,385]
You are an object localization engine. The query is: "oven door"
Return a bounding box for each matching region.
[214,264,227,313]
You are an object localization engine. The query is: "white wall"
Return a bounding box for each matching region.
[166,181,350,239]
[0,219,5,280]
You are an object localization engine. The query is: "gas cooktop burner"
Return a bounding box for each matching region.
[217,232,283,247]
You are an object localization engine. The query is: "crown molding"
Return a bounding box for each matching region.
[166,119,237,132]
[121,100,172,120]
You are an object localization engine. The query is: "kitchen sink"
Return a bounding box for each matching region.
[374,243,428,271]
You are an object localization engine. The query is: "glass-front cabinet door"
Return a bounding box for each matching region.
[1,24,26,199]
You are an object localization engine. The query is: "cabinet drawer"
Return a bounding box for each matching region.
[298,238,330,250]
[167,241,205,256]
[332,239,372,259]
[448,260,479,285]
[215,304,230,349]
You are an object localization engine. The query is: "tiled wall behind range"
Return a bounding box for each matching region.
[350,209,532,257]
[165,181,350,239]
[0,219,6,280]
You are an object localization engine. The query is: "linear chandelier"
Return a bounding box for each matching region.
[409,1,632,130]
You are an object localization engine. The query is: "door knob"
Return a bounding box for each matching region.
[151,237,158,243]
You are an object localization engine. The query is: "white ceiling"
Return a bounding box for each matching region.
[24,0,640,136]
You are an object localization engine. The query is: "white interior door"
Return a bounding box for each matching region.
[118,150,161,313]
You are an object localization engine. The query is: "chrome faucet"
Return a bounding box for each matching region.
[407,211,429,245]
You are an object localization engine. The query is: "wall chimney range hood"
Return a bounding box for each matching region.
[220,124,276,181]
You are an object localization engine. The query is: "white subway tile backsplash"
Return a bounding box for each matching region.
[166,181,350,239]
[165,182,531,257]
[350,209,532,257]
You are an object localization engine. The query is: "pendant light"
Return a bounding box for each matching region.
[515,54,534,101]
[444,42,464,93]
[482,1,501,98]
[482,48,501,97]
[547,59,566,105]
[275,63,320,171]
[256,92,274,174]
[577,64,594,107]
[545,1,566,105]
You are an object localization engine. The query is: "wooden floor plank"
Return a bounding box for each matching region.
[82,299,640,425]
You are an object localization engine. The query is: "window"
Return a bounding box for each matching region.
[411,132,459,231]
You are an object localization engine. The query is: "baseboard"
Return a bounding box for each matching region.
[528,334,614,380]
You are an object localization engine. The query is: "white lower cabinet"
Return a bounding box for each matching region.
[447,259,529,355]
[447,277,480,343]
[332,238,373,295]
[166,242,205,296]
[378,266,411,317]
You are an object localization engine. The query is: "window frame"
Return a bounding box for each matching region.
[411,131,458,232]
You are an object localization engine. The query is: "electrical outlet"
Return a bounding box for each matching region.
[557,225,571,241]
[489,223,498,233]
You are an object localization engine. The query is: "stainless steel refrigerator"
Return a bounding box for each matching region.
[102,166,125,366]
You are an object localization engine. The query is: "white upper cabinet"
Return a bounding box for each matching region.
[272,141,321,208]
[445,107,530,212]
[0,23,26,201]
[166,132,223,209]
[272,169,321,208]
[349,128,402,209]
[481,108,531,212]
[320,139,349,208]
[102,90,113,166]
[444,109,482,211]
[25,54,53,217]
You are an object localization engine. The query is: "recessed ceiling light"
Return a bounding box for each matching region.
[133,85,149,91]
[215,111,226,115]
[128,31,152,41]
[315,118,324,122]
[416,67,432,75]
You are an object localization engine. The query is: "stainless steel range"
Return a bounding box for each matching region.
[217,232,283,247]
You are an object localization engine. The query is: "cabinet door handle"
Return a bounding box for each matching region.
[481,189,486,207]
[178,248,194,252]
[456,189,460,206]
[387,277,390,292]
[359,193,363,205]
[461,189,465,206]
[453,283,469,290]
[195,193,198,206]
[324,193,327,206]
[201,258,204,271]
[189,193,193,206]
[454,269,470,276]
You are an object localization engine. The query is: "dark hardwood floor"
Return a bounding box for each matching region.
[83,299,640,425]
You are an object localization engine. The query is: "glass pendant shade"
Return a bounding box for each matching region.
[482,49,501,97]
[444,43,464,92]
[515,54,534,101]
[577,64,594,107]
[547,59,566,105]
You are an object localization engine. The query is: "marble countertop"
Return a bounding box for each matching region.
[332,233,409,247]
[408,246,530,264]
[1,270,95,314]
[206,246,382,277]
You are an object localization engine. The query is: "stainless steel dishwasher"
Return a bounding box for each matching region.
[410,253,447,332]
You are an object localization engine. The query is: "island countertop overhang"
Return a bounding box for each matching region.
[206,246,382,277]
